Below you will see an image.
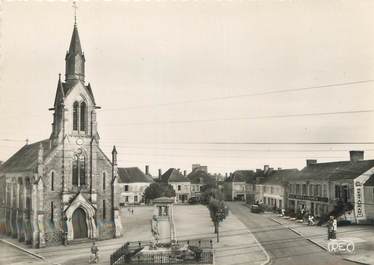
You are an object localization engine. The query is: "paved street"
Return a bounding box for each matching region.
[227,202,356,265]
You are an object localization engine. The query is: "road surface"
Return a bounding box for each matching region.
[227,202,356,265]
[0,240,43,265]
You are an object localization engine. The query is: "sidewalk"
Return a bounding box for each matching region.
[271,215,374,265]
[214,211,270,265]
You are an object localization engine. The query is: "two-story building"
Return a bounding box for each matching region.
[223,171,254,201]
[288,151,374,224]
[187,166,215,198]
[161,168,191,203]
[261,169,299,210]
[117,167,154,205]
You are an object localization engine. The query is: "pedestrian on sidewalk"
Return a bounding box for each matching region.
[327,216,336,240]
[89,241,99,263]
[332,217,337,239]
[132,207,134,215]
[308,214,315,226]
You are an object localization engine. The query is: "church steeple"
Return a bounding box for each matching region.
[65,23,85,82]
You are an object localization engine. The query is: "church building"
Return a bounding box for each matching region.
[0,19,122,247]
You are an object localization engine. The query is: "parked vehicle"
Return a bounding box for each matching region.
[250,204,264,213]
[188,197,200,204]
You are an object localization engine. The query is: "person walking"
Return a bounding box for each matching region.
[308,214,315,226]
[89,241,99,263]
[332,217,337,239]
[327,216,334,240]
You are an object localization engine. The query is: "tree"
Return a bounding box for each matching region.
[207,198,227,242]
[144,182,176,204]
[200,185,224,205]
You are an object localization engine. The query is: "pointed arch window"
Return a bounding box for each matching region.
[80,101,86,132]
[72,154,86,187]
[73,101,79,131]
[72,156,79,186]
[51,171,55,191]
[79,155,86,185]
[102,172,106,191]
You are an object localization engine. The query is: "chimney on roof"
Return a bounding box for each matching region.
[264,165,270,174]
[183,170,187,177]
[306,159,317,167]
[192,164,200,171]
[145,165,149,176]
[350,151,364,162]
[158,169,162,178]
[256,169,261,173]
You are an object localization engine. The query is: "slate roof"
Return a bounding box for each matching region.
[262,169,299,185]
[297,160,374,181]
[68,24,83,55]
[0,139,54,173]
[187,169,215,185]
[117,167,154,183]
[161,168,190,183]
[226,170,256,183]
[53,79,96,107]
[364,175,374,186]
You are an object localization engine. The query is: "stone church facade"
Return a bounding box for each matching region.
[0,21,122,247]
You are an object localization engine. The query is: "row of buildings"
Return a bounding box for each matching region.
[116,164,214,204]
[223,151,374,225]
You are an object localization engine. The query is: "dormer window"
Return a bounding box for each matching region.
[72,100,87,133]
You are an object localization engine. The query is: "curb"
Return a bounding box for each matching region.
[270,217,371,265]
[0,238,46,261]
[270,217,327,250]
[342,258,371,265]
[248,230,271,265]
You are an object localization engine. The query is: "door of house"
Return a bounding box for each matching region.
[311,202,314,215]
[72,208,88,239]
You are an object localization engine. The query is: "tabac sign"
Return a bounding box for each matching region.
[353,166,374,222]
[354,181,365,219]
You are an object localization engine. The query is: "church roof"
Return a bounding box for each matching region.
[117,167,154,183]
[53,80,96,107]
[68,24,83,55]
[0,139,54,173]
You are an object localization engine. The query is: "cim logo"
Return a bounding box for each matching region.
[327,239,355,254]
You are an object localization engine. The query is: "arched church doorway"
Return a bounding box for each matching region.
[72,208,88,239]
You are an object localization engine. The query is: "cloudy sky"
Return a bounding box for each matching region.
[1,0,374,175]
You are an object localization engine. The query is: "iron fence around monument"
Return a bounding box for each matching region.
[110,240,214,265]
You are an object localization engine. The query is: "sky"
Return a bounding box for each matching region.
[1,0,374,175]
